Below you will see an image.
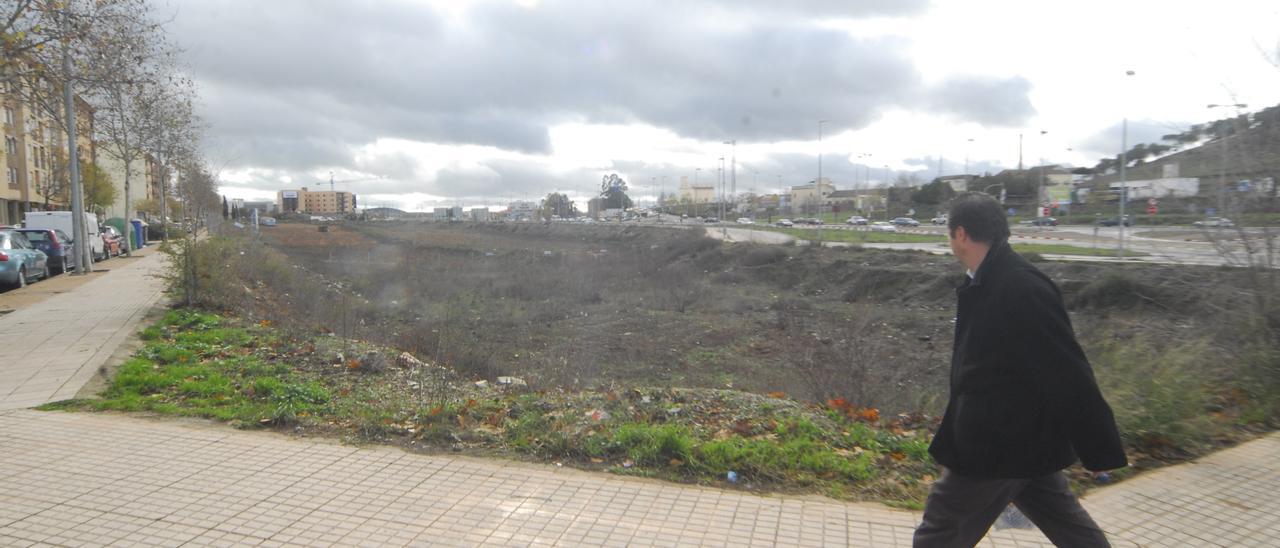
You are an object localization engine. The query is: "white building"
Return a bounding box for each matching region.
[1109,178,1200,199]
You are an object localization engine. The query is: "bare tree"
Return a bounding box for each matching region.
[86,0,172,256]
[137,74,200,243]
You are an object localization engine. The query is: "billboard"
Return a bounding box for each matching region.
[282,191,299,199]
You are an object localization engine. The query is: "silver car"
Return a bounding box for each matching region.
[0,229,50,289]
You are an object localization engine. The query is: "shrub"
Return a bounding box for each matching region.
[614,423,694,467]
[1070,273,1167,310]
[742,247,788,267]
[1093,337,1214,452]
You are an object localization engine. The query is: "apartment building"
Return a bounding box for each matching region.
[276,187,358,215]
[1,76,95,225]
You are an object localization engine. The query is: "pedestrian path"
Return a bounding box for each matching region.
[0,250,167,411]
[0,408,1277,546]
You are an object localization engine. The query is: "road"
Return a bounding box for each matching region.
[685,219,1273,267]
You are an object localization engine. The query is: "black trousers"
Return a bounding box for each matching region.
[914,468,1110,547]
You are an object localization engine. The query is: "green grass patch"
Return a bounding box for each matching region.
[755,226,946,244]
[50,306,941,506]
[1012,243,1148,258]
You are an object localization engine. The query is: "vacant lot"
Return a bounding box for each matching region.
[92,220,1271,504]
[247,222,1275,429]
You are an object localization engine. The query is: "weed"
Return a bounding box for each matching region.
[614,423,694,467]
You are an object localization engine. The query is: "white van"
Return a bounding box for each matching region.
[23,211,106,261]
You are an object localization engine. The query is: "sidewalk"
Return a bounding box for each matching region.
[0,250,168,411]
[1,408,1277,547]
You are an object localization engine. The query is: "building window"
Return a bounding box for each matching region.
[3,107,12,126]
[7,167,17,186]
[4,136,15,155]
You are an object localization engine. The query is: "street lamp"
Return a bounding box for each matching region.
[1117,69,1135,259]
[1207,103,1248,216]
[723,140,737,209]
[1038,130,1048,212]
[963,138,975,176]
[817,120,827,240]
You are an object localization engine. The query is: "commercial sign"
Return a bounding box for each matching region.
[282,191,299,199]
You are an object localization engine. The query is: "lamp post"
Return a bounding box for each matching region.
[963,138,975,176]
[1207,103,1247,216]
[1117,69,1135,259]
[723,140,737,211]
[718,157,725,221]
[1038,130,1048,214]
[817,120,827,241]
[693,168,702,218]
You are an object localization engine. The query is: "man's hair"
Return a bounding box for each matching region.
[947,192,1010,244]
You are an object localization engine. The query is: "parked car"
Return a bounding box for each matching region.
[930,215,948,225]
[1192,217,1234,228]
[870,221,898,233]
[775,219,794,227]
[22,210,105,261]
[1020,217,1059,226]
[100,225,124,258]
[0,229,50,289]
[735,217,754,225]
[703,217,720,223]
[261,217,278,227]
[845,216,868,225]
[1097,215,1133,227]
[15,228,77,274]
[891,217,920,227]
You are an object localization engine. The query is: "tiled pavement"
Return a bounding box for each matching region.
[0,250,167,411]
[1,247,1278,546]
[1,408,1277,546]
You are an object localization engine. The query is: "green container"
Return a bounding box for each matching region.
[106,217,132,249]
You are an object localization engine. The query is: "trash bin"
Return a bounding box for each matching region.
[130,219,148,248]
[106,218,129,250]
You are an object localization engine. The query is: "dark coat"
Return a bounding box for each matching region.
[928,241,1128,478]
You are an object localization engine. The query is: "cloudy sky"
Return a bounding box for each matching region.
[168,0,1280,210]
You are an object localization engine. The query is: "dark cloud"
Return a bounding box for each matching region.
[169,0,1038,200]
[922,75,1036,127]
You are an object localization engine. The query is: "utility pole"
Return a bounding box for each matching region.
[817,120,826,243]
[1118,119,1127,259]
[1207,103,1248,216]
[1018,133,1024,171]
[723,140,736,213]
[1038,130,1048,211]
[1117,70,1136,259]
[62,6,89,274]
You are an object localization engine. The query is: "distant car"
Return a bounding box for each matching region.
[930,215,948,225]
[845,216,868,225]
[0,229,50,288]
[870,221,898,233]
[735,217,754,225]
[1097,215,1133,227]
[704,217,720,223]
[891,217,920,227]
[261,217,278,227]
[1192,217,1234,228]
[775,219,794,227]
[1023,217,1058,227]
[15,228,77,274]
[100,225,123,258]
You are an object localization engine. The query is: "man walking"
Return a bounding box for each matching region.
[915,193,1127,547]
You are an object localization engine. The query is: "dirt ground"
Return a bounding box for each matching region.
[248,220,1259,418]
